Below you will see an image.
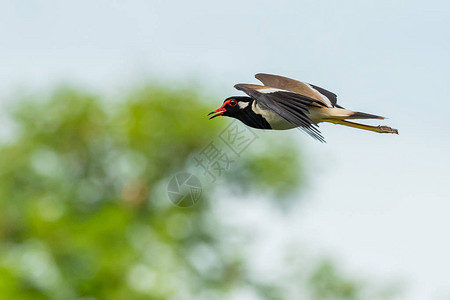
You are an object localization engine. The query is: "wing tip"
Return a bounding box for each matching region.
[233,84,244,91]
[254,73,267,80]
[297,123,326,143]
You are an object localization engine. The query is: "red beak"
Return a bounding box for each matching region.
[208,106,226,119]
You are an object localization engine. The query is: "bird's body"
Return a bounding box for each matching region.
[251,100,295,130]
[208,73,398,142]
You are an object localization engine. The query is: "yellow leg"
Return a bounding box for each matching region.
[319,119,398,134]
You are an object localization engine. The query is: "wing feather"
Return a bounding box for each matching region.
[255,73,339,108]
[234,83,325,142]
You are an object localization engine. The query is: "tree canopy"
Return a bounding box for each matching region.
[0,85,398,299]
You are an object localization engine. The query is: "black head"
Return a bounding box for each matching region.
[208,96,252,120]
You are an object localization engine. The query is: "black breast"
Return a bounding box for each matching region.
[238,108,272,130]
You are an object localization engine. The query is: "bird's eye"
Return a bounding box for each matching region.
[229,99,237,106]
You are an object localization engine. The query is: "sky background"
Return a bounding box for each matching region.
[2,1,450,299]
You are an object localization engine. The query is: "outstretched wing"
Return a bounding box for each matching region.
[255,73,340,108]
[234,83,326,142]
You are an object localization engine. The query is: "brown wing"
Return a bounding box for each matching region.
[234,83,325,142]
[255,73,339,108]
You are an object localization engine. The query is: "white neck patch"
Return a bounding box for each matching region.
[238,101,249,109]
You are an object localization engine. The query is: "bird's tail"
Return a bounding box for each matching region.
[320,108,384,120]
[346,111,384,120]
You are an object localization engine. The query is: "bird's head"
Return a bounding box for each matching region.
[208,96,252,120]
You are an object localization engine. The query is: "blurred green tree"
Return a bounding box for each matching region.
[0,85,398,299]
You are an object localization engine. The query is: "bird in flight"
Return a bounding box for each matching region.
[208,73,398,142]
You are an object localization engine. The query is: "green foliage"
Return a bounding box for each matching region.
[229,140,304,197]
[0,84,396,299]
[309,261,359,300]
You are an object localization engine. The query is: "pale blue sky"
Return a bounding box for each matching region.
[2,1,450,299]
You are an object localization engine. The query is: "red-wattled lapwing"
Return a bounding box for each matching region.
[208,73,398,142]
